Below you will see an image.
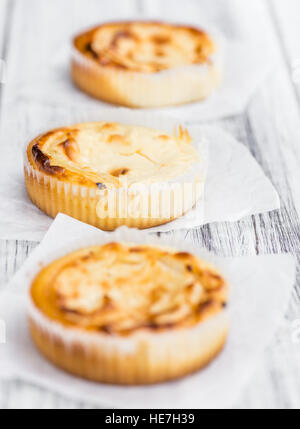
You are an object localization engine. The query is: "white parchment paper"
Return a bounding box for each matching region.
[0,107,280,241]
[0,215,295,409]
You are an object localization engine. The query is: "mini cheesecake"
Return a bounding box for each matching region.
[72,21,222,107]
[24,121,204,230]
[28,242,229,385]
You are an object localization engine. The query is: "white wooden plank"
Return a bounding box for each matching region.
[0,0,142,410]
[0,0,9,90]
[3,0,141,90]
[168,0,300,409]
[0,240,37,288]
[0,0,10,407]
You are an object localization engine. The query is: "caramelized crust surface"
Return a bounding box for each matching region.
[31,243,228,336]
[27,122,198,188]
[74,21,216,73]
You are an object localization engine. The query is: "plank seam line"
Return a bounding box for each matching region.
[0,0,16,117]
[266,0,300,111]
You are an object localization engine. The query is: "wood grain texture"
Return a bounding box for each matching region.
[0,0,11,101]
[0,0,9,53]
[271,0,300,107]
[0,0,300,409]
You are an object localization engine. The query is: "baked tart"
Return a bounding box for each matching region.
[28,242,229,385]
[24,121,204,230]
[72,21,222,108]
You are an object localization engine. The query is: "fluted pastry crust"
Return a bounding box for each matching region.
[28,243,229,384]
[24,121,204,230]
[71,21,222,107]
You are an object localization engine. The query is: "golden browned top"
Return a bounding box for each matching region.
[74,21,216,73]
[31,243,228,336]
[27,122,198,188]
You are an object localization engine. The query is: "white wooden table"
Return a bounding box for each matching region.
[0,0,300,409]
